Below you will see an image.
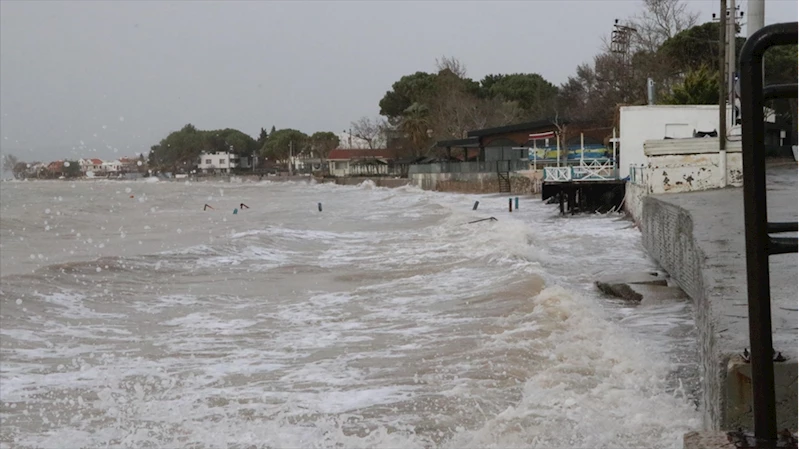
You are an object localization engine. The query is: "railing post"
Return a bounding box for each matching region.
[739,21,797,443]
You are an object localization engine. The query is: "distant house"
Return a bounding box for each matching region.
[47,160,65,177]
[197,151,252,174]
[79,158,104,174]
[118,157,139,173]
[26,162,45,177]
[327,149,396,177]
[289,150,321,174]
[102,160,122,174]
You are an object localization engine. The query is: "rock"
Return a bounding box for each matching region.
[683,431,736,449]
[595,271,685,302]
[597,283,643,301]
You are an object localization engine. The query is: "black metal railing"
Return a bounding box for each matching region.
[739,21,798,444]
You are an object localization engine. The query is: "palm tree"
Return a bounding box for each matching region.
[400,102,433,157]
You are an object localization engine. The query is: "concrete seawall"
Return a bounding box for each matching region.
[639,164,797,432]
[411,171,542,194]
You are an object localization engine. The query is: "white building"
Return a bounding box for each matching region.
[79,158,104,174]
[102,160,122,173]
[198,151,250,173]
[618,105,736,180]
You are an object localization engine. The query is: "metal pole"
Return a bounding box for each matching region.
[738,22,797,443]
[719,0,727,154]
[580,133,585,165]
[746,0,765,37]
[612,127,618,178]
[728,0,738,126]
[289,141,293,176]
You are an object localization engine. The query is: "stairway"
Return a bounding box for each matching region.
[497,171,511,193]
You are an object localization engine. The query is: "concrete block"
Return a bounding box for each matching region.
[595,271,670,301]
[724,356,799,433]
[596,282,686,303]
[595,271,668,287]
[683,431,735,449]
[634,284,689,303]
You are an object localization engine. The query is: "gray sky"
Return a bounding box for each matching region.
[1,0,796,164]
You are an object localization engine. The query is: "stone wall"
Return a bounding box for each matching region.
[646,152,743,194]
[641,197,717,428]
[411,171,542,195]
[641,191,797,432]
[328,177,411,188]
[623,182,647,225]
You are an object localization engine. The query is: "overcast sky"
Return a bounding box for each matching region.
[1,0,796,163]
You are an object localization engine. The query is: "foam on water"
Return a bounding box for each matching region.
[0,180,700,448]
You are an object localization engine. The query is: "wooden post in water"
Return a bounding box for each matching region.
[508,198,512,212]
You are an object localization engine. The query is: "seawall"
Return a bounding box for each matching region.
[410,171,542,194]
[638,163,797,433]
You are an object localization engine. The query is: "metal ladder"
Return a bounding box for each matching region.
[738,21,798,447]
[496,160,511,193]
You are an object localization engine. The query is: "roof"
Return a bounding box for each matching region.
[327,149,394,160]
[466,118,568,138]
[91,158,103,164]
[435,137,480,148]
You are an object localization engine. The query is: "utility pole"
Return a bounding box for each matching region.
[714,1,745,134]
[727,1,740,126]
[718,0,727,152]
[610,19,637,104]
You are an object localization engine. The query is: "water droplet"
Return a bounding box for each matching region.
[119,116,125,122]
[16,299,22,305]
[96,267,102,272]
[176,228,182,234]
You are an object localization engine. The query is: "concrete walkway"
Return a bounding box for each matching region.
[641,162,797,433]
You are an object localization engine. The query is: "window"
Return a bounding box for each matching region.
[219,159,225,164]
[205,159,212,164]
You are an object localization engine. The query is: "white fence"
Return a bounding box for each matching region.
[544,167,572,181]
[544,159,618,182]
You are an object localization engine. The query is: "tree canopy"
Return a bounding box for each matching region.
[261,128,309,161]
[662,65,719,105]
[147,124,257,171]
[309,132,340,160]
